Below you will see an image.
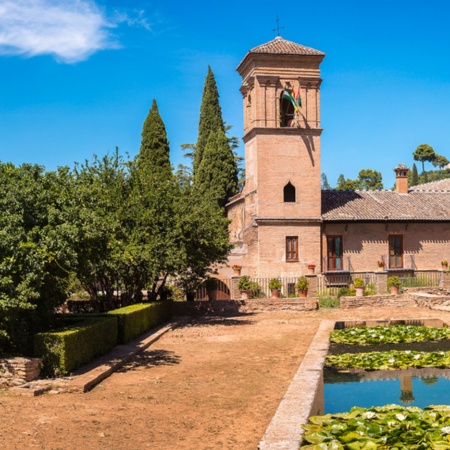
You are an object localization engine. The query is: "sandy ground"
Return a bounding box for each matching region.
[1,306,450,450]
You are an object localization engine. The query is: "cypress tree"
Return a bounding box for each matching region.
[193,66,225,174]
[195,128,238,209]
[138,99,171,178]
[411,163,419,186]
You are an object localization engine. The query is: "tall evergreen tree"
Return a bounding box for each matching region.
[193,66,225,174]
[411,163,419,186]
[413,144,436,173]
[195,128,238,209]
[138,99,172,178]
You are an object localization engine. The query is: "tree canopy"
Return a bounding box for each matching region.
[194,128,239,208]
[194,66,225,175]
[335,169,384,191]
[413,144,436,172]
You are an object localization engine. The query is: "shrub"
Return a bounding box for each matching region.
[319,296,340,308]
[237,275,251,291]
[249,281,263,298]
[268,278,282,290]
[364,283,376,296]
[296,276,309,291]
[34,316,118,377]
[388,276,401,288]
[353,277,364,287]
[337,286,355,298]
[108,301,173,344]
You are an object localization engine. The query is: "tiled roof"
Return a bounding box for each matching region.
[322,190,450,221]
[247,36,324,56]
[409,178,450,191]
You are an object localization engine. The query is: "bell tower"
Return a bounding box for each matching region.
[227,36,325,277]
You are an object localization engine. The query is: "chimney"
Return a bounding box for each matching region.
[394,164,410,194]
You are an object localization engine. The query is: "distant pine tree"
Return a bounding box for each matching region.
[195,128,238,209]
[194,66,225,175]
[138,99,171,178]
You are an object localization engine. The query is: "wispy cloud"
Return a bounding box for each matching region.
[0,0,119,63]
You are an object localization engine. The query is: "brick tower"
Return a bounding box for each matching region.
[226,36,325,278]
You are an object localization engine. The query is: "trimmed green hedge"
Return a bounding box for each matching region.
[34,316,118,377]
[107,301,173,344]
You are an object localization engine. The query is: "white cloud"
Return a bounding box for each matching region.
[0,0,118,63]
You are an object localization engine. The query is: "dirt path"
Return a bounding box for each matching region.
[1,307,450,450]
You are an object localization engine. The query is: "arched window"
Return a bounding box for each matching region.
[280,91,295,127]
[284,182,296,202]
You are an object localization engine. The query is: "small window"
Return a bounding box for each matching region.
[283,182,296,202]
[327,236,343,271]
[286,237,298,261]
[389,235,403,268]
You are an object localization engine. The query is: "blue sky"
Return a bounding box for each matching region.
[1,0,450,189]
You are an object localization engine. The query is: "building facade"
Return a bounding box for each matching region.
[223,37,450,280]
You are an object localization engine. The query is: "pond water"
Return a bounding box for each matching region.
[324,368,450,414]
[323,319,450,414]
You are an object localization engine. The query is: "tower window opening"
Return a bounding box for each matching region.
[284,182,296,202]
[280,93,295,127]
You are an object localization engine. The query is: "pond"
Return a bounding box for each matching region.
[325,319,450,414]
[324,367,450,414]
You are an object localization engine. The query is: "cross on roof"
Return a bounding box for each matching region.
[272,15,284,37]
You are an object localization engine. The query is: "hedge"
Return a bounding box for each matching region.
[107,301,173,344]
[34,316,118,377]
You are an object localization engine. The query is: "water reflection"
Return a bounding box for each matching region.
[324,367,450,414]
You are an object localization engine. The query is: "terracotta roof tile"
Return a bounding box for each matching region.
[409,178,450,191]
[247,36,324,56]
[322,190,450,221]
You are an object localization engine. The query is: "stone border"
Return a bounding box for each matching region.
[258,320,335,450]
[258,317,450,449]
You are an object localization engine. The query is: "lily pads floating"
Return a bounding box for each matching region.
[326,350,450,371]
[301,404,450,449]
[330,325,450,346]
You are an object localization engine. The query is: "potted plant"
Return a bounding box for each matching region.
[353,277,365,297]
[268,278,282,298]
[388,276,401,295]
[238,275,252,300]
[307,264,316,275]
[442,260,448,270]
[232,264,243,276]
[205,278,218,301]
[296,276,309,298]
[377,260,385,270]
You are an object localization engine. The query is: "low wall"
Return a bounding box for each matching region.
[408,292,450,311]
[173,298,318,316]
[340,294,416,309]
[0,357,42,385]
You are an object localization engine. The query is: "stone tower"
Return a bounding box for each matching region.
[226,37,325,278]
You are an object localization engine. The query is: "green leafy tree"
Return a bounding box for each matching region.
[413,144,436,172]
[71,151,129,309]
[194,128,239,208]
[173,168,231,300]
[0,164,77,355]
[336,174,360,190]
[432,154,449,169]
[193,66,225,174]
[358,169,383,190]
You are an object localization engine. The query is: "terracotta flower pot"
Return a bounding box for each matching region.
[390,285,399,295]
[355,286,365,297]
[298,290,308,298]
[240,290,250,300]
[271,289,280,299]
[233,268,242,276]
